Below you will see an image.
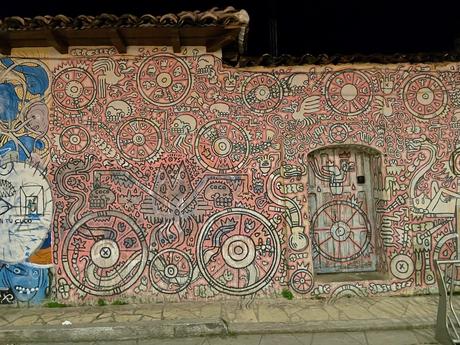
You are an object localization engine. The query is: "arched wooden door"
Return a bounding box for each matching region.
[308,147,377,274]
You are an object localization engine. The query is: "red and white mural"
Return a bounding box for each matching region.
[1,47,459,303]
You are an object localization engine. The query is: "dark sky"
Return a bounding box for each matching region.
[1,0,459,56]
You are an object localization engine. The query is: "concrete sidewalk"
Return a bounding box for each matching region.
[0,295,441,344]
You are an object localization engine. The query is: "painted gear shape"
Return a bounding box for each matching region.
[289,269,313,294]
[197,208,281,296]
[195,119,250,173]
[61,210,148,296]
[325,70,372,116]
[137,54,192,106]
[149,249,193,294]
[59,125,91,154]
[116,118,162,162]
[311,200,372,263]
[403,74,448,120]
[242,73,283,114]
[52,67,96,111]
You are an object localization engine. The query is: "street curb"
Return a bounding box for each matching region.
[228,318,436,335]
[0,318,227,343]
[0,317,435,343]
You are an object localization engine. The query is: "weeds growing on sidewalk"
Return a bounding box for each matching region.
[281,288,294,300]
[45,301,69,308]
[112,300,128,305]
[97,298,107,306]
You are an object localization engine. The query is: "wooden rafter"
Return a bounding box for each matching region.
[206,34,235,52]
[109,29,127,54]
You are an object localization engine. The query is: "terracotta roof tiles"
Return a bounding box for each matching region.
[0,7,249,31]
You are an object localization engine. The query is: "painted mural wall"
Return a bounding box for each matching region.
[0,46,459,304]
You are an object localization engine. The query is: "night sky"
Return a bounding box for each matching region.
[1,0,459,56]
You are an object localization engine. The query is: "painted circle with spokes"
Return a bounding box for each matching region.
[289,269,313,294]
[403,74,448,120]
[242,73,283,114]
[116,118,162,162]
[137,54,192,106]
[197,208,281,296]
[61,210,148,296]
[52,67,96,111]
[59,125,90,154]
[311,200,372,262]
[149,249,193,294]
[325,70,372,116]
[195,119,250,173]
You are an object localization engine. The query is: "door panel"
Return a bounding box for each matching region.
[308,147,376,273]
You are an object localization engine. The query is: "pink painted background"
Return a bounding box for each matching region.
[3,48,459,303]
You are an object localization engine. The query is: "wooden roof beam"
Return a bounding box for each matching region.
[172,30,181,53]
[206,34,235,52]
[0,33,11,55]
[45,29,68,54]
[109,29,127,54]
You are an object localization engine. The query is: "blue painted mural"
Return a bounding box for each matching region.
[0,57,52,304]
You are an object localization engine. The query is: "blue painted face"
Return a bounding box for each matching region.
[0,263,48,303]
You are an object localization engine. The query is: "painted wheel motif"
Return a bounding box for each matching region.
[449,148,460,176]
[195,119,250,173]
[403,74,448,120]
[290,269,313,294]
[197,208,281,296]
[435,233,460,286]
[59,126,90,154]
[242,74,283,114]
[328,124,349,143]
[311,200,372,262]
[61,210,148,296]
[137,54,192,106]
[390,254,414,280]
[325,70,372,115]
[149,249,192,294]
[116,118,161,162]
[52,67,96,110]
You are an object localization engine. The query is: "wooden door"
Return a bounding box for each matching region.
[308,147,377,273]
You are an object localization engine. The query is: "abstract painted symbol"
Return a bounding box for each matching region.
[390,254,414,280]
[403,74,448,120]
[137,54,192,106]
[0,162,52,263]
[325,70,372,115]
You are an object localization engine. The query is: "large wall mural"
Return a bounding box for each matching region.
[1,47,459,303]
